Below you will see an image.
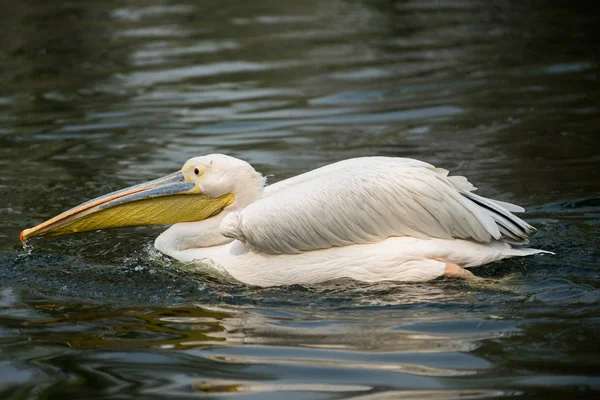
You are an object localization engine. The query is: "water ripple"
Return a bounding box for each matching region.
[1,0,600,398]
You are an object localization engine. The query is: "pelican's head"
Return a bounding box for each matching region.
[20,154,265,242]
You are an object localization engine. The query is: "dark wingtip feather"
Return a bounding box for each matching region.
[461,191,535,243]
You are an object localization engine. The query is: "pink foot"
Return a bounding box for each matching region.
[443,263,479,280]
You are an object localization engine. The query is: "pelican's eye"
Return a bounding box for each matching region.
[194,168,200,175]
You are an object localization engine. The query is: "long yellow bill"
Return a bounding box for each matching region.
[20,171,234,242]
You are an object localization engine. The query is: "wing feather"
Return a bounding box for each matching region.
[221,157,535,254]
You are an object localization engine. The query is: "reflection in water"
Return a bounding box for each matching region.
[4,285,600,398]
[1,0,599,398]
[25,306,228,349]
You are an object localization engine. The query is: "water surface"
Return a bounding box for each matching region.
[1,0,599,398]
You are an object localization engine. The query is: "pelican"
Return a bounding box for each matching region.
[20,154,549,286]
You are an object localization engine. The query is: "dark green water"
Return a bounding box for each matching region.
[1,0,599,398]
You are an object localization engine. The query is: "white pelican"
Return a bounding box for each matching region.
[20,155,549,286]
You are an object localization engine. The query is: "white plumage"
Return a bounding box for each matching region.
[152,155,548,286]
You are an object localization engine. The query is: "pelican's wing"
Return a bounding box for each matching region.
[262,157,387,197]
[221,157,535,254]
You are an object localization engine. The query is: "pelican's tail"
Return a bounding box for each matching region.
[503,246,553,257]
[445,238,553,269]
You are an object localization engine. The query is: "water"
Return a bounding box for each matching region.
[1,0,599,398]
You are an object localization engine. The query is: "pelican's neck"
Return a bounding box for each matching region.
[154,159,265,257]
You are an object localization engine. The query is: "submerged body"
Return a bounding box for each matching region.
[21,155,549,286]
[161,236,544,287]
